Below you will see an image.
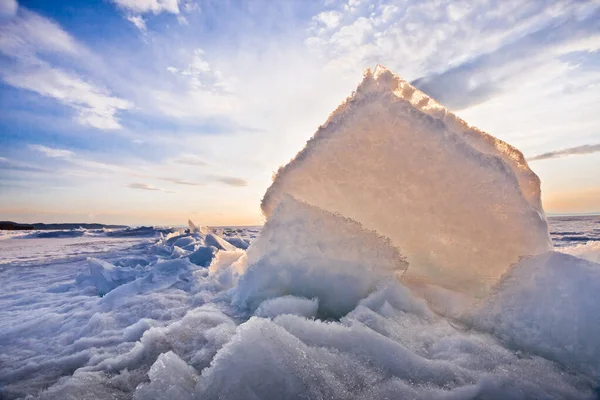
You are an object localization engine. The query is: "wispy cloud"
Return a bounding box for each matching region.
[411,11,600,110]
[173,155,208,166]
[0,157,47,173]
[112,0,180,14]
[160,177,201,186]
[306,0,600,111]
[126,14,146,32]
[0,6,132,130]
[0,0,18,17]
[154,48,238,118]
[529,143,600,162]
[28,144,74,159]
[127,182,172,192]
[213,176,248,187]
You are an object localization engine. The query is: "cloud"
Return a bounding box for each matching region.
[154,49,238,118]
[306,0,600,108]
[127,182,172,192]
[160,177,201,186]
[213,176,248,187]
[528,143,600,162]
[313,11,342,29]
[0,0,17,17]
[3,61,133,129]
[173,155,207,166]
[167,48,236,94]
[126,15,146,32]
[0,157,47,173]
[0,7,133,130]
[112,0,179,14]
[28,144,74,159]
[411,11,600,110]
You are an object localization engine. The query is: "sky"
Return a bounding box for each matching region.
[0,0,599,226]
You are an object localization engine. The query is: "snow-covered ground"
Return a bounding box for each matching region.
[0,219,598,399]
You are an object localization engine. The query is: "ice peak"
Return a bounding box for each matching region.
[372,64,390,78]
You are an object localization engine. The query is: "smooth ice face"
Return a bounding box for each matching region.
[261,66,551,296]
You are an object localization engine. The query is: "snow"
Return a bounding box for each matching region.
[1,221,599,399]
[262,66,551,296]
[254,295,319,319]
[1,66,599,399]
[473,251,600,378]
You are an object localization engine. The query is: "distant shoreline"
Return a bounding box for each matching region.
[1,214,597,231]
[0,221,128,231]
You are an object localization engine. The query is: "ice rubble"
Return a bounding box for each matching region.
[262,66,550,296]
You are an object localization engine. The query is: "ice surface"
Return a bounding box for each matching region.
[473,251,600,378]
[261,66,551,296]
[1,222,599,399]
[560,241,600,263]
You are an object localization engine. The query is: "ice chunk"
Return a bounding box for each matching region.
[233,196,407,317]
[204,233,237,252]
[188,246,216,267]
[172,236,196,250]
[223,236,250,250]
[261,66,551,296]
[133,351,198,400]
[255,295,319,319]
[561,241,600,264]
[76,258,137,296]
[473,251,600,378]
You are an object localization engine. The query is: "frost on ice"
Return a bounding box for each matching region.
[262,65,551,296]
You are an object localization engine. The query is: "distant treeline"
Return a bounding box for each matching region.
[0,221,128,231]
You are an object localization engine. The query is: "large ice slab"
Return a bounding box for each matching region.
[261,66,551,296]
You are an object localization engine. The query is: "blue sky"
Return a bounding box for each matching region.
[0,0,599,225]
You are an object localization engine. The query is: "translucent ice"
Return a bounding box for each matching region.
[261,66,551,295]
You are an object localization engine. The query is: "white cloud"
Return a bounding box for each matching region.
[126,14,147,32]
[0,0,17,17]
[213,176,248,187]
[0,9,81,56]
[313,11,342,29]
[0,7,133,130]
[157,49,238,117]
[112,0,179,14]
[306,0,600,83]
[3,61,132,129]
[28,145,74,159]
[173,155,207,166]
[128,182,173,192]
[177,14,188,25]
[160,177,200,186]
